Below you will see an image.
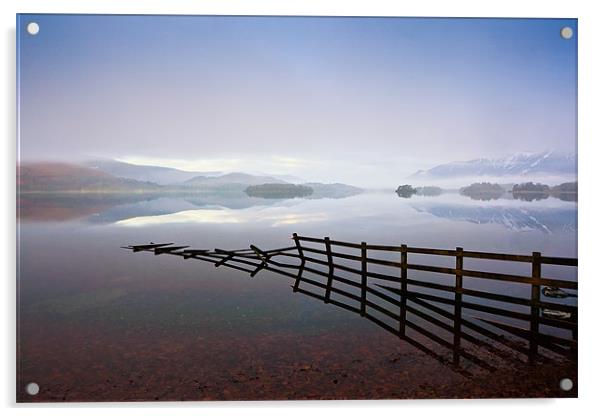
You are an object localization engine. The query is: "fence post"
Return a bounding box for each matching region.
[324,237,334,303]
[292,233,305,292]
[453,247,463,366]
[530,251,542,362]
[400,244,408,336]
[361,242,367,316]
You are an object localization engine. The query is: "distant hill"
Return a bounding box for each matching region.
[18,162,162,192]
[247,172,305,184]
[19,161,364,199]
[84,160,221,185]
[410,151,576,181]
[182,172,287,190]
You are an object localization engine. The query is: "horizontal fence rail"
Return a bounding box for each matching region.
[124,234,577,376]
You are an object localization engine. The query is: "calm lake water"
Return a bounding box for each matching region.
[17,191,578,401]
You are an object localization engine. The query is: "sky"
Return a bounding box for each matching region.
[18,15,577,186]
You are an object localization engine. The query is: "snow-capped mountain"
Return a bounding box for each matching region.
[409,151,576,180]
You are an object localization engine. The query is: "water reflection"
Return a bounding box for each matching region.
[411,202,576,234]
[18,191,578,401]
[17,192,290,223]
[125,236,577,377]
[18,192,577,237]
[512,192,549,202]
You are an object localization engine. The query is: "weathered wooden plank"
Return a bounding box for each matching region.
[292,233,305,292]
[361,242,367,316]
[462,250,532,262]
[407,263,455,275]
[540,256,578,266]
[294,235,577,266]
[324,237,335,303]
[530,252,542,360]
[406,247,457,256]
[294,235,327,244]
[129,243,174,252]
[454,247,463,365]
[153,245,189,255]
[462,268,578,290]
[400,244,408,336]
[214,253,234,267]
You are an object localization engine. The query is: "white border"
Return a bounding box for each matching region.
[3,1,601,415]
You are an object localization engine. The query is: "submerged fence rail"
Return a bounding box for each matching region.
[124,234,577,375]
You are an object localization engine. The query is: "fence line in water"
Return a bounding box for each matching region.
[124,234,577,376]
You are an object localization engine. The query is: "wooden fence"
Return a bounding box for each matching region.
[124,234,577,375]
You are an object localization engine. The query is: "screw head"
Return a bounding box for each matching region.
[26,22,40,35]
[25,382,40,395]
[559,378,574,391]
[560,26,573,40]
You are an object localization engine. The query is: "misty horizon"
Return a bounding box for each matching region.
[18,148,577,189]
[18,15,576,188]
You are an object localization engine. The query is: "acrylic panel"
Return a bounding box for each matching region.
[16,14,578,402]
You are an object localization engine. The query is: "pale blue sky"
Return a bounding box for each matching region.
[18,15,577,185]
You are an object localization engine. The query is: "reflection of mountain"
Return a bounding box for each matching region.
[90,194,297,224]
[412,203,576,234]
[88,198,202,224]
[18,193,159,222]
[18,192,267,223]
[410,151,576,180]
[245,184,314,199]
[242,183,363,200]
[18,192,295,223]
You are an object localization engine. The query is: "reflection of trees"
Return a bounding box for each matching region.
[245,184,314,199]
[553,193,577,202]
[512,192,549,202]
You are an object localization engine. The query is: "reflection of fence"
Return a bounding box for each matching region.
[124,234,577,376]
